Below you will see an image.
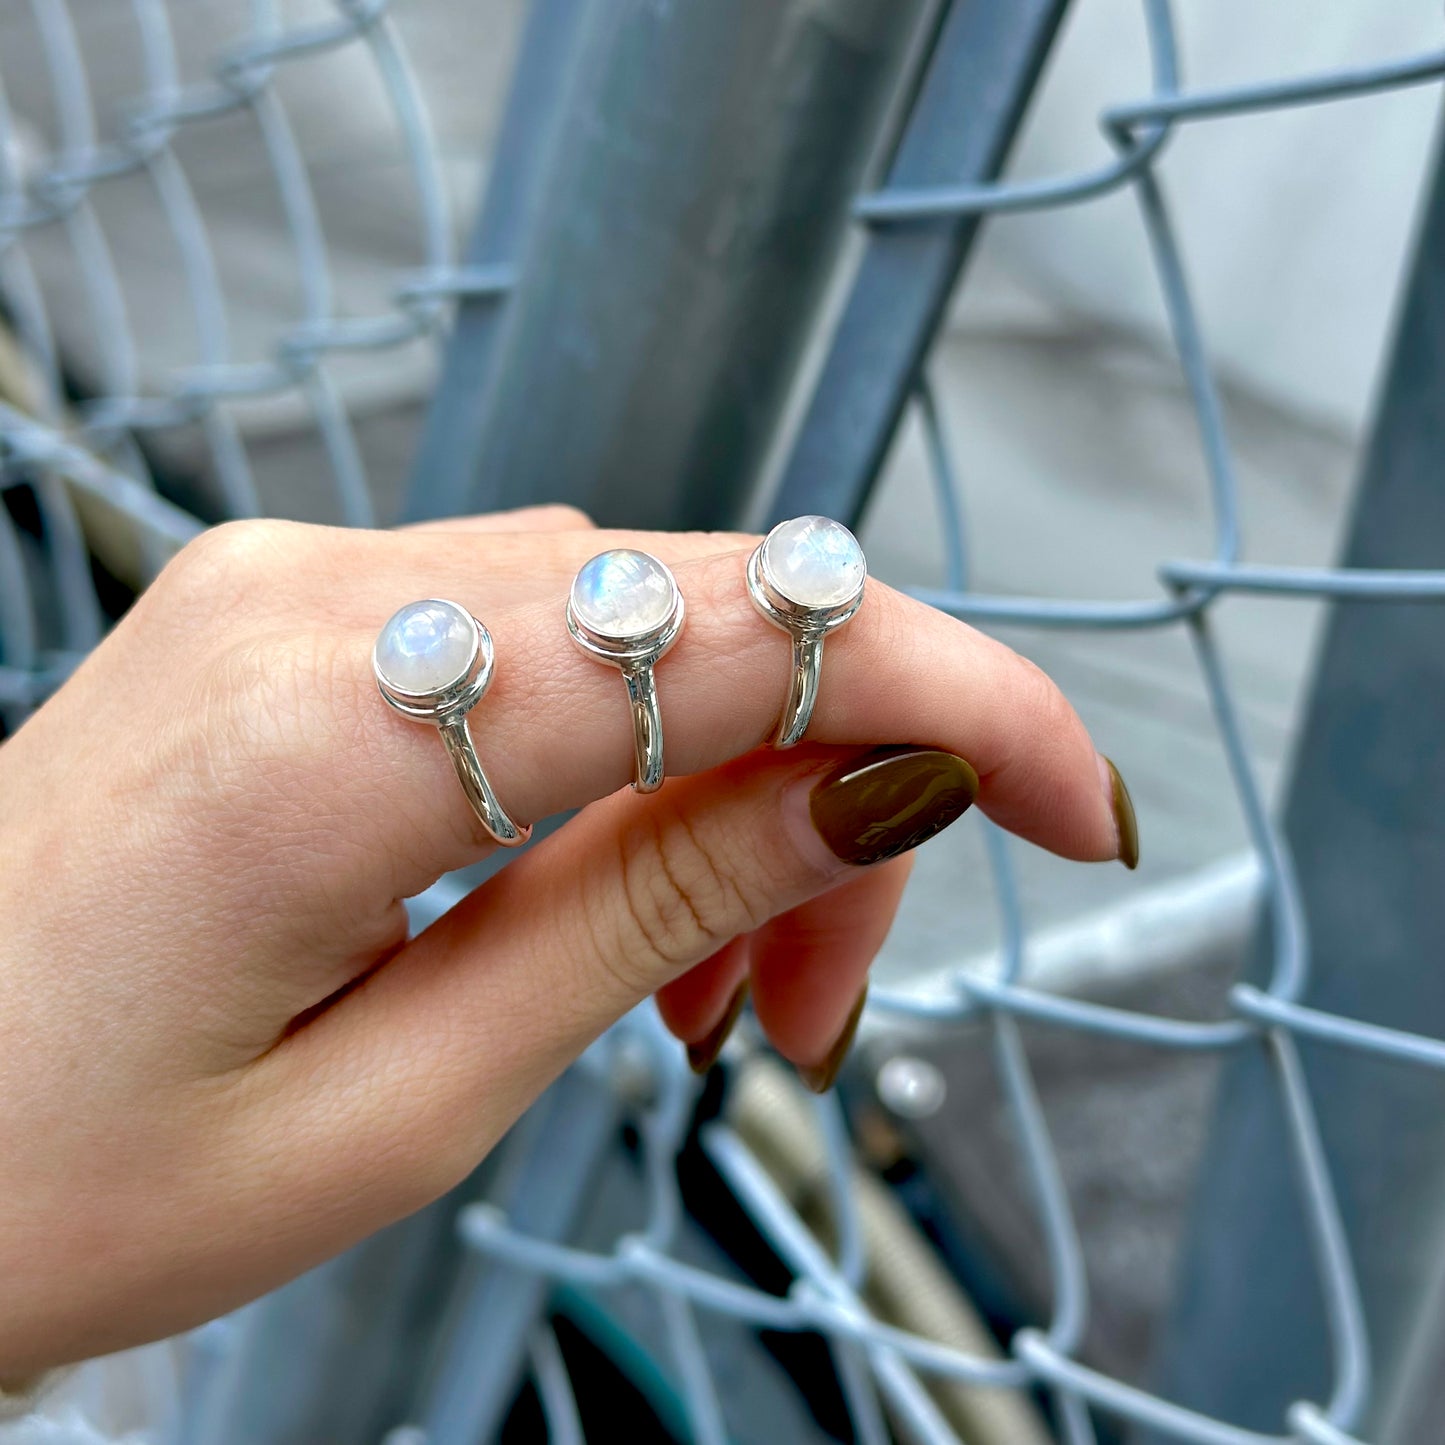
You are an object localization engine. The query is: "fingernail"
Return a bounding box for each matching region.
[1100,755,1139,870]
[809,746,979,867]
[797,985,868,1094]
[687,983,748,1075]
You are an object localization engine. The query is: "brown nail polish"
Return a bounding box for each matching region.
[1104,756,1139,871]
[687,983,748,1075]
[809,746,979,866]
[798,985,868,1094]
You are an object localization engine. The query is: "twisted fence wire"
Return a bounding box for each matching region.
[2,2,1445,1443]
[0,0,494,692]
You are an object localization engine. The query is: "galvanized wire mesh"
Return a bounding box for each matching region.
[0,0,484,721]
[4,2,1445,1443]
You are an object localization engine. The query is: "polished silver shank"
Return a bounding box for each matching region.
[622,663,665,793]
[567,563,684,794]
[745,544,864,749]
[777,633,825,749]
[373,604,532,848]
[437,717,530,846]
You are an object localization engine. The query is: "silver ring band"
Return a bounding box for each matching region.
[621,662,665,793]
[568,550,685,793]
[373,599,532,847]
[435,718,530,846]
[777,632,826,750]
[747,517,866,749]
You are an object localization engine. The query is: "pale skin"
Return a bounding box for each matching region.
[0,505,1127,1379]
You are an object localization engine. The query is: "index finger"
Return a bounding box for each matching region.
[292,533,1129,899]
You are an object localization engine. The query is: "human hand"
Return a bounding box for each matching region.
[0,507,1135,1376]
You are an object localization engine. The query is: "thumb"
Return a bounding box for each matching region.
[268,744,978,1217]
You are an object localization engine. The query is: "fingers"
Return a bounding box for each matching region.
[266,746,929,1217]
[136,521,1130,1009]
[153,518,755,629]
[749,856,912,1086]
[322,544,1123,904]
[654,937,751,1073]
[358,524,754,606]
[398,504,597,535]
[377,519,754,582]
[655,856,913,1078]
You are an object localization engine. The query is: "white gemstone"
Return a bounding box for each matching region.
[762,515,865,608]
[571,549,677,639]
[375,599,477,695]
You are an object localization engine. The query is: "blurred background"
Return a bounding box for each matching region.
[4,2,1445,1442]
[5,0,1434,958]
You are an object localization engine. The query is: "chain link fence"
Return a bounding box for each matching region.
[4,2,1445,1442]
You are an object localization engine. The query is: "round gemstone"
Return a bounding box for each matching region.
[375,599,477,695]
[570,549,677,639]
[761,515,865,608]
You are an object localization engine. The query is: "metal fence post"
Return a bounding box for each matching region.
[1145,120,1445,1440]
[413,1070,623,1443]
[403,0,589,523]
[191,1188,476,1445]
[436,0,928,531]
[766,0,1070,528]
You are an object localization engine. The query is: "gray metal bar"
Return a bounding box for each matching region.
[446,0,928,531]
[416,1070,622,1443]
[765,0,1070,529]
[192,1188,473,1445]
[402,0,588,522]
[1145,121,1445,1441]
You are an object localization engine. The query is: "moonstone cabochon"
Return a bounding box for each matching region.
[761,515,866,608]
[374,599,478,696]
[570,549,678,639]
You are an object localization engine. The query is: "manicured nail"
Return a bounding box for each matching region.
[798,985,868,1094]
[809,746,979,867]
[1101,755,1139,870]
[687,983,748,1075]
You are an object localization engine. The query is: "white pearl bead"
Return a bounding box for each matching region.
[375,599,477,695]
[762,515,865,607]
[570,549,677,638]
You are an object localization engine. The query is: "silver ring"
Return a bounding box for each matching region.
[567,549,685,793]
[373,599,531,847]
[747,516,866,748]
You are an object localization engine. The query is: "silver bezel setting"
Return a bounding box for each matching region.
[746,526,866,639]
[373,599,494,724]
[566,557,686,671]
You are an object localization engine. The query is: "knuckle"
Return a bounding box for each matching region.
[159,519,308,615]
[605,808,753,986]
